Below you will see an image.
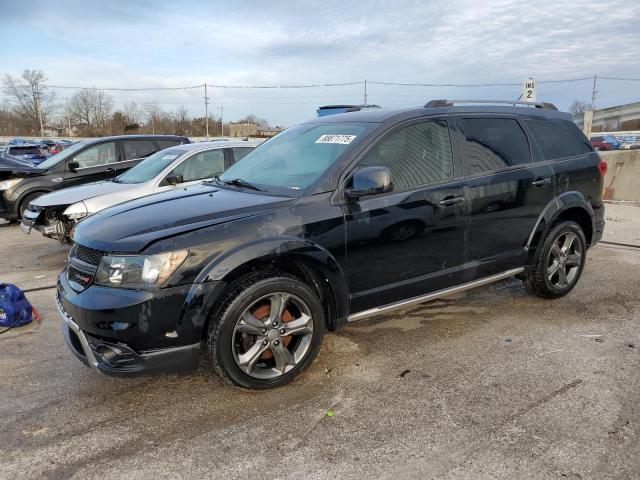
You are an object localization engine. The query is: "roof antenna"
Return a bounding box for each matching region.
[512,93,523,106]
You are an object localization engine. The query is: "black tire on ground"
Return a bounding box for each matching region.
[18,192,43,219]
[207,271,325,389]
[524,220,587,299]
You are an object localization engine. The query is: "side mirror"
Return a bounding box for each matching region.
[345,166,393,199]
[67,161,80,172]
[165,173,184,186]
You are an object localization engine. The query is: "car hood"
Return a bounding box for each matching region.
[73,183,295,252]
[31,180,134,208]
[0,162,46,179]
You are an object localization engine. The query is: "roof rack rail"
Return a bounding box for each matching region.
[424,99,558,111]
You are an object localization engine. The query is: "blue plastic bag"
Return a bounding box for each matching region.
[0,284,33,328]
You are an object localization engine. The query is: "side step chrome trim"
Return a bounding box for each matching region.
[347,267,524,322]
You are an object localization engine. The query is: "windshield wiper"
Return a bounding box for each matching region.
[217,176,264,192]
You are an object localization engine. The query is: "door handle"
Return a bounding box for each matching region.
[438,195,465,207]
[531,177,551,187]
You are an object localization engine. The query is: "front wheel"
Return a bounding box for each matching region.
[207,272,325,389]
[524,220,587,299]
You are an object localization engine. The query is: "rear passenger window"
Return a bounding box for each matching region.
[123,140,156,160]
[458,118,531,175]
[525,119,593,160]
[360,120,453,190]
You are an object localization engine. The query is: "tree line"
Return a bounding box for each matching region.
[1,69,271,138]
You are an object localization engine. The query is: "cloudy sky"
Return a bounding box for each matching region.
[1,0,640,126]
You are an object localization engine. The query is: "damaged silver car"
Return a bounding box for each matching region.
[21,140,259,242]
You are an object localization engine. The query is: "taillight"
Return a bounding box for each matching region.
[598,159,608,176]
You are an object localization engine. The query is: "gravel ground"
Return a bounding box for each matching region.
[0,203,639,479]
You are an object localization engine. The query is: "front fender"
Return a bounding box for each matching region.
[180,237,349,335]
[525,190,595,263]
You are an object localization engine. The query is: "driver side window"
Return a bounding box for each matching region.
[165,149,225,184]
[359,121,453,191]
[73,142,117,169]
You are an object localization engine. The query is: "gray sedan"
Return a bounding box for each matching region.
[21,140,260,242]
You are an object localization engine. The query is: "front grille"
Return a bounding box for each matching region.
[68,265,94,290]
[73,244,104,266]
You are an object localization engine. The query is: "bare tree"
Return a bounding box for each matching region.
[569,100,589,116]
[67,89,114,136]
[173,106,190,135]
[143,102,163,134]
[123,101,139,125]
[3,69,55,136]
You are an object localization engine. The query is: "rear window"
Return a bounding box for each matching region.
[525,119,593,160]
[458,118,531,175]
[9,146,41,155]
[156,139,186,150]
[123,140,157,160]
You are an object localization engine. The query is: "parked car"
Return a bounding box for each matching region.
[0,135,190,221]
[619,141,640,150]
[0,143,48,167]
[57,100,604,389]
[22,141,259,242]
[590,136,612,151]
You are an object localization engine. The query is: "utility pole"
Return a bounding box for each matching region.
[219,106,224,136]
[204,83,210,140]
[363,79,367,105]
[583,74,598,138]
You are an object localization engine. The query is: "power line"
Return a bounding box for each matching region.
[18,75,640,92]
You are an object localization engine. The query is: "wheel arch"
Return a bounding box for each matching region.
[194,238,349,337]
[17,188,54,216]
[525,191,596,265]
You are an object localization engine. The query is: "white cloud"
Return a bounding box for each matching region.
[2,0,639,124]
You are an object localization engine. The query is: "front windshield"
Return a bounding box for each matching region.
[219,123,370,195]
[36,141,86,169]
[116,148,187,184]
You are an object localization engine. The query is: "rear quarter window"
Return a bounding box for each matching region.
[525,119,593,160]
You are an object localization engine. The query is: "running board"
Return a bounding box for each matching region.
[347,267,524,322]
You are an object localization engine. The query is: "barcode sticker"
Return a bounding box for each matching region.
[315,135,356,145]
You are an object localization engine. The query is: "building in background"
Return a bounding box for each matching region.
[574,101,640,133]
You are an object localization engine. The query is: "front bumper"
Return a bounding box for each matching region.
[57,271,222,377]
[57,294,200,376]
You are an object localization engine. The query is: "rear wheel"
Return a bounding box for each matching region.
[207,272,325,389]
[524,220,587,298]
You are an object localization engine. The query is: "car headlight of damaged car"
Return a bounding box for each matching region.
[63,202,88,220]
[0,178,22,191]
[94,250,189,289]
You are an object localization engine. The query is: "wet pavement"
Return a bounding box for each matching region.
[1,204,639,479]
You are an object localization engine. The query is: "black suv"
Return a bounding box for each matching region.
[56,100,605,389]
[0,135,190,220]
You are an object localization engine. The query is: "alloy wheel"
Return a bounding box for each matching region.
[546,231,583,289]
[232,292,314,379]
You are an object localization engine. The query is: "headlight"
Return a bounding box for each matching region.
[94,250,189,289]
[0,178,22,191]
[63,202,88,220]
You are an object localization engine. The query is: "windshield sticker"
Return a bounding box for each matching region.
[315,134,356,145]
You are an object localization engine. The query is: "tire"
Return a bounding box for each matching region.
[524,220,587,299]
[19,192,44,219]
[207,271,325,389]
